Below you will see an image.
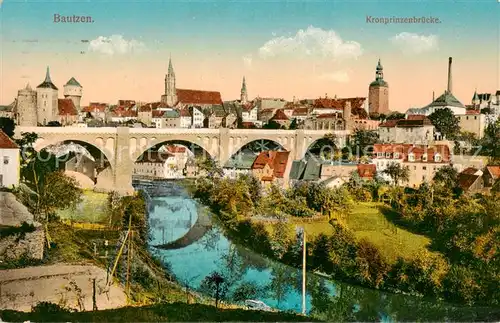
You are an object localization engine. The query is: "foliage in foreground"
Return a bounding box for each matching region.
[0,302,316,322]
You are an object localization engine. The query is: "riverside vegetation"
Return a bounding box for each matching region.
[193,165,500,308]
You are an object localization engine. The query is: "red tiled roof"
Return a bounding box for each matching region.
[317,113,341,119]
[176,89,223,105]
[241,102,256,112]
[486,166,500,179]
[179,109,191,117]
[461,167,480,175]
[0,130,18,149]
[457,173,481,191]
[241,122,256,128]
[83,103,107,113]
[292,107,309,116]
[313,97,366,110]
[466,109,480,115]
[152,110,164,118]
[118,100,136,107]
[58,99,78,116]
[373,144,451,163]
[113,108,137,118]
[407,115,427,120]
[139,104,152,112]
[379,120,400,127]
[357,164,376,179]
[137,151,173,163]
[270,109,289,121]
[252,150,290,178]
[165,145,186,153]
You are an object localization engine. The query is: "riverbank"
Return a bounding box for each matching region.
[191,175,500,312]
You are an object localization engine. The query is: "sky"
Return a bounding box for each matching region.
[0,0,499,112]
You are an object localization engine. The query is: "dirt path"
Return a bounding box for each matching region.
[0,264,127,312]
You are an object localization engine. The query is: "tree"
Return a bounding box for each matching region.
[199,271,228,308]
[262,120,281,129]
[0,117,15,137]
[428,108,460,140]
[37,171,83,221]
[433,165,459,188]
[288,118,298,130]
[480,118,500,160]
[383,162,409,186]
[46,121,62,127]
[386,112,406,120]
[195,156,224,178]
[349,129,380,157]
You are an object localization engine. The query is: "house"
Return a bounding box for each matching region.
[320,162,358,180]
[357,164,377,180]
[82,102,108,121]
[152,109,181,128]
[483,165,500,187]
[378,117,435,144]
[138,104,153,126]
[0,102,15,119]
[223,151,257,179]
[251,150,290,187]
[269,109,291,128]
[373,143,451,187]
[133,151,183,179]
[241,103,259,123]
[456,112,487,139]
[58,98,78,126]
[0,130,20,188]
[321,176,346,188]
[159,144,193,172]
[457,167,484,194]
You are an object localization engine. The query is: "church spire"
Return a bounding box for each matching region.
[240,76,248,104]
[44,66,52,83]
[447,57,453,94]
[168,56,175,76]
[375,59,384,81]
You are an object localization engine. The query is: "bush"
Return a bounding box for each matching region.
[31,301,72,314]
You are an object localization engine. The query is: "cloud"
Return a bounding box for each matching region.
[257,26,362,60]
[319,71,350,83]
[88,35,146,55]
[242,54,253,68]
[0,0,3,8]
[390,32,439,54]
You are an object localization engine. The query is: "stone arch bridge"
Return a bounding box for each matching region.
[15,127,349,195]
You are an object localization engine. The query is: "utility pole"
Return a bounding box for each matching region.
[302,229,306,315]
[126,213,133,302]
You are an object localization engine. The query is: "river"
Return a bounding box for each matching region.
[136,180,499,322]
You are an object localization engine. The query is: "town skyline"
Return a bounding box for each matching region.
[1,0,499,111]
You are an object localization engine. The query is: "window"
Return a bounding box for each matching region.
[422,154,428,162]
[394,152,400,159]
[434,154,442,162]
[408,153,415,162]
[474,116,477,120]
[3,157,9,165]
[385,152,391,158]
[377,152,383,158]
[423,166,427,170]
[414,166,416,170]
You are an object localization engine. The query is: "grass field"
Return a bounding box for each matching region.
[57,190,109,224]
[258,202,432,263]
[345,202,432,263]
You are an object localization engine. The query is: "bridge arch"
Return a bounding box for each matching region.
[129,136,217,162]
[222,135,293,165]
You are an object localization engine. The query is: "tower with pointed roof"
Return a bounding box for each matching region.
[36,66,59,125]
[472,89,480,106]
[368,59,389,114]
[64,77,83,113]
[16,83,38,126]
[240,76,248,104]
[161,57,178,106]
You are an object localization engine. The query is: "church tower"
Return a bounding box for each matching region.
[16,83,38,126]
[63,77,83,113]
[368,59,389,114]
[161,57,178,107]
[36,66,59,125]
[240,76,248,104]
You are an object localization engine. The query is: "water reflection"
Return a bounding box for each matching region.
[137,180,500,322]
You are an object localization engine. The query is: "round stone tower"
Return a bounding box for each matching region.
[63,77,83,112]
[16,83,38,126]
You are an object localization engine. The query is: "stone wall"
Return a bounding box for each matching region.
[0,225,45,261]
